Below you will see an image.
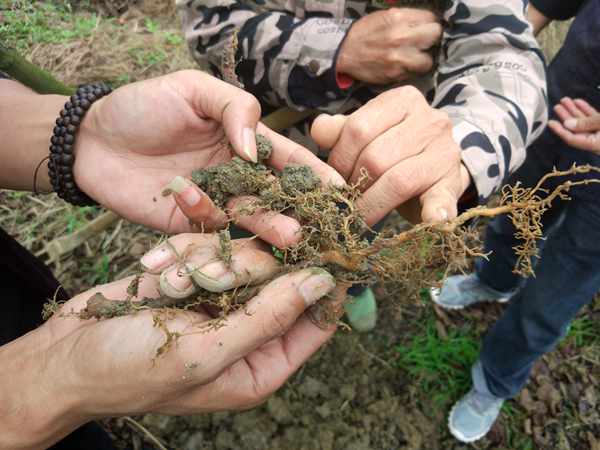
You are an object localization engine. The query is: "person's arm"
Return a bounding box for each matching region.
[0,80,65,192]
[527,3,551,36]
[178,0,354,111]
[0,235,338,449]
[431,1,549,203]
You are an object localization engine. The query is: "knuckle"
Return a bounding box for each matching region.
[345,116,372,144]
[264,305,292,338]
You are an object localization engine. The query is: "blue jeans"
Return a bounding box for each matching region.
[475,0,600,399]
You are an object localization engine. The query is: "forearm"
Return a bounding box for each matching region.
[0,80,66,192]
[433,1,548,202]
[0,327,87,449]
[179,1,353,111]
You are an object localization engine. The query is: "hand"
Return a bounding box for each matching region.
[74,70,344,247]
[311,86,471,224]
[549,97,600,154]
[336,8,442,85]
[526,3,552,36]
[1,234,337,449]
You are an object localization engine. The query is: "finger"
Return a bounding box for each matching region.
[172,70,261,162]
[401,50,435,75]
[564,114,600,133]
[412,22,443,50]
[141,233,220,274]
[311,114,347,150]
[165,176,228,232]
[554,104,575,122]
[356,140,455,225]
[548,120,599,152]
[327,86,424,178]
[573,99,598,116]
[228,196,303,249]
[419,165,468,223]
[187,239,280,292]
[258,124,346,188]
[560,97,587,119]
[389,7,438,25]
[349,108,450,185]
[193,268,336,374]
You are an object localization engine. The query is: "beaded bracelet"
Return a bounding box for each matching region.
[48,83,112,206]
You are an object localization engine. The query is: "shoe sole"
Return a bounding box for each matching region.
[447,401,489,443]
[429,288,511,311]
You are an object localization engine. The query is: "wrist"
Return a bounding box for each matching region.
[0,326,89,449]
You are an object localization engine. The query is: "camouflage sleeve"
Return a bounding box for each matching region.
[177,0,354,111]
[432,1,548,203]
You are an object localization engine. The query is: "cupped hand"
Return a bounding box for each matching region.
[73,70,344,247]
[337,8,442,85]
[549,97,600,154]
[24,234,336,447]
[311,86,471,224]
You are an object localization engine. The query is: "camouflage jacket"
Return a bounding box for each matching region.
[178,0,548,203]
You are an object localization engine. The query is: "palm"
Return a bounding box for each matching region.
[75,74,237,232]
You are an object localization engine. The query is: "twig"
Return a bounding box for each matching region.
[122,416,169,450]
[42,211,119,261]
[356,343,394,371]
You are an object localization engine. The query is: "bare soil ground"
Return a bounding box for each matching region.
[1,1,598,449]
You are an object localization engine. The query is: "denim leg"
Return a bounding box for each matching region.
[480,197,600,398]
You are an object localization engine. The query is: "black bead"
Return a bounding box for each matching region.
[53,125,61,135]
[63,116,71,126]
[66,124,76,134]
[93,87,102,96]
[57,137,64,145]
[80,99,90,109]
[60,165,70,174]
[70,115,80,125]
[60,109,67,117]
[70,94,78,103]
[74,106,84,116]
[65,101,73,111]
[50,145,60,154]
[64,181,75,190]
[64,134,74,144]
[73,99,81,108]
[51,136,58,145]
[62,173,73,181]
[63,144,73,154]
[86,93,96,102]
[61,154,73,165]
[56,117,64,126]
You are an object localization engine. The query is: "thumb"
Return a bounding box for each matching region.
[311,114,347,149]
[419,165,470,223]
[565,114,600,133]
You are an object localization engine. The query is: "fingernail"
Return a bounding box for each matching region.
[565,118,577,130]
[140,244,173,273]
[299,269,336,306]
[438,208,449,222]
[166,176,202,207]
[243,127,258,163]
[160,265,195,298]
[190,262,236,293]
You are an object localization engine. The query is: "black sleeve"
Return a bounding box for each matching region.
[529,0,586,20]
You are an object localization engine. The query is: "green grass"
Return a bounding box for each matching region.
[563,316,600,348]
[394,315,480,406]
[83,253,111,285]
[65,205,99,234]
[0,1,98,53]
